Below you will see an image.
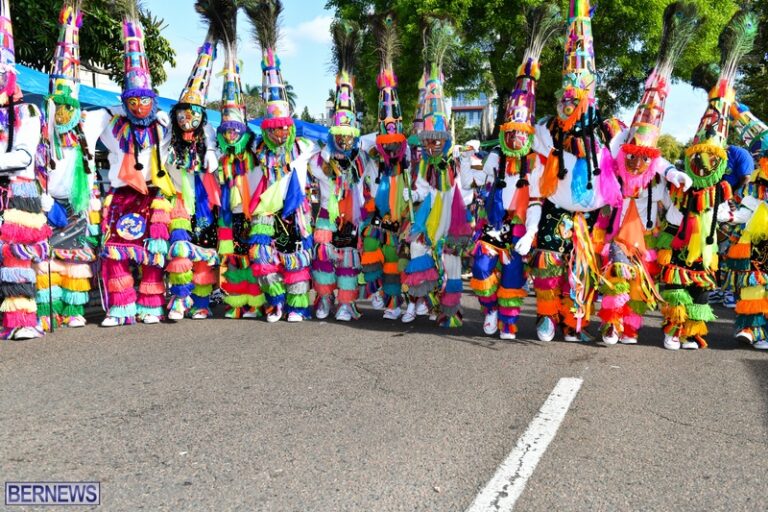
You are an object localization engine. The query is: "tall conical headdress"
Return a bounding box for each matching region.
[685,9,758,188]
[556,0,597,131]
[0,0,20,104]
[499,4,561,156]
[329,19,363,137]
[216,0,245,132]
[177,0,229,108]
[417,19,456,143]
[49,0,82,109]
[245,0,293,129]
[119,2,155,100]
[374,14,405,145]
[730,102,768,160]
[623,2,699,157]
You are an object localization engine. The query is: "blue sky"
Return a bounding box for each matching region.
[150,2,706,142]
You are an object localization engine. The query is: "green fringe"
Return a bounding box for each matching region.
[498,297,524,308]
[146,239,169,255]
[218,239,235,255]
[363,237,381,252]
[661,288,693,306]
[248,294,266,308]
[628,299,650,315]
[262,281,286,298]
[687,303,716,322]
[62,304,85,317]
[337,275,359,290]
[315,217,335,232]
[192,284,214,296]
[170,218,192,232]
[224,295,249,308]
[656,230,674,250]
[169,271,194,285]
[224,267,256,284]
[312,271,336,285]
[599,281,630,295]
[250,222,275,237]
[685,155,727,189]
[286,293,310,308]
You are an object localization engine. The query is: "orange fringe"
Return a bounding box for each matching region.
[682,319,707,338]
[536,289,559,301]
[735,298,768,315]
[727,243,751,259]
[470,275,498,292]
[657,249,671,266]
[138,282,165,295]
[361,250,384,265]
[383,262,399,274]
[540,150,559,198]
[537,298,560,316]
[661,304,687,324]
[498,287,527,299]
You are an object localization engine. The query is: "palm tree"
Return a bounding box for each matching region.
[245,82,297,115]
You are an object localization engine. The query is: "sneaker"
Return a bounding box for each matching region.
[286,311,303,323]
[663,334,681,350]
[753,340,768,350]
[735,329,754,345]
[415,299,429,316]
[168,310,184,321]
[242,308,260,319]
[383,307,401,320]
[708,290,723,305]
[564,327,594,343]
[722,292,736,309]
[142,314,160,325]
[192,310,209,320]
[12,327,42,340]
[371,291,385,310]
[620,335,638,345]
[681,339,699,350]
[601,325,619,345]
[483,310,499,335]
[101,316,120,327]
[210,288,224,305]
[315,297,331,320]
[267,305,283,323]
[67,316,86,328]
[499,331,516,340]
[402,302,417,323]
[536,316,556,342]
[335,305,352,322]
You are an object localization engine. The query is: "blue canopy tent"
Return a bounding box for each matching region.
[16,64,330,142]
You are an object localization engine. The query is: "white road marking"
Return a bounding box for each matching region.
[465,377,583,512]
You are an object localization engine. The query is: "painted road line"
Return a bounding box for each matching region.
[465,377,584,512]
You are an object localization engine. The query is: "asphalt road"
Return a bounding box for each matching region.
[1,292,766,511]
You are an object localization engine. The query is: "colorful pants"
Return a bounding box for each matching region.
[361,219,402,309]
[471,236,527,336]
[726,240,768,344]
[35,253,95,330]
[249,214,311,319]
[311,211,361,317]
[403,238,439,299]
[101,187,171,324]
[0,178,51,338]
[219,213,263,317]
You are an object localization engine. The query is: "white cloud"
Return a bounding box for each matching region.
[278,15,333,57]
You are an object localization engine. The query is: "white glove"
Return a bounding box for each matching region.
[40,193,54,213]
[204,150,219,173]
[403,188,420,203]
[716,202,733,223]
[514,231,535,256]
[665,168,692,191]
[90,197,102,212]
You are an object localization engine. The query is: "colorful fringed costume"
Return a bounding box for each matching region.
[38,0,101,331]
[165,0,225,320]
[0,1,49,340]
[528,0,622,342]
[309,20,367,322]
[359,14,410,320]
[242,0,318,323]
[470,4,559,340]
[657,10,757,350]
[596,2,698,345]
[402,19,473,327]
[722,102,768,349]
[86,7,174,327]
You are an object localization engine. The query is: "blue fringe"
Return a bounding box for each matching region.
[1,267,36,283]
[169,229,191,243]
[191,294,210,309]
[62,290,90,306]
[445,279,463,293]
[405,254,436,274]
[264,292,285,306]
[170,283,195,297]
[285,305,311,318]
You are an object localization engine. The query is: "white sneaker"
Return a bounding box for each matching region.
[500,331,516,340]
[142,314,160,325]
[168,310,184,321]
[101,316,120,327]
[663,334,681,350]
[536,317,556,342]
[315,297,331,320]
[13,327,41,340]
[371,291,385,310]
[601,326,619,345]
[754,340,768,350]
[287,311,303,323]
[335,305,352,322]
[681,339,699,350]
[383,307,401,320]
[415,299,429,316]
[267,305,283,323]
[723,292,736,309]
[242,309,260,319]
[192,311,208,320]
[67,316,86,328]
[402,302,417,323]
[483,310,499,335]
[620,336,638,345]
[735,329,754,345]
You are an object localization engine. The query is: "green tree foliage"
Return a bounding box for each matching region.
[738,2,768,121]
[326,0,743,140]
[12,0,176,88]
[657,133,684,164]
[300,106,316,122]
